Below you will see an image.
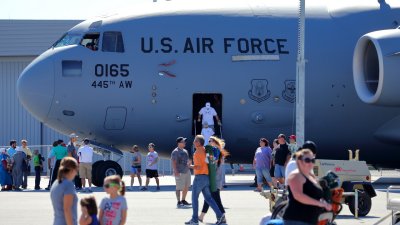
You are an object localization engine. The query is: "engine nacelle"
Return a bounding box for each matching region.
[353,29,400,106]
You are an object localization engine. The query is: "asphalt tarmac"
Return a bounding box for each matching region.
[0,172,399,225]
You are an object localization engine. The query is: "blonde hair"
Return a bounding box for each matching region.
[57,157,78,183]
[209,136,229,157]
[295,149,313,161]
[104,175,126,196]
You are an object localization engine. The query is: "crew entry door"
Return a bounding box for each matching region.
[192,93,222,137]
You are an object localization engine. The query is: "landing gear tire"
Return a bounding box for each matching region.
[91,161,103,187]
[91,160,123,187]
[348,190,371,217]
[271,200,288,219]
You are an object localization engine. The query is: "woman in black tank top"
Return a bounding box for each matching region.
[283,149,332,225]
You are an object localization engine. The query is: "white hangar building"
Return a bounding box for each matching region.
[0,19,82,146]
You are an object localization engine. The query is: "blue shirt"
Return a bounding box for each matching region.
[50,179,78,225]
[254,146,272,169]
[7,147,16,157]
[48,146,68,160]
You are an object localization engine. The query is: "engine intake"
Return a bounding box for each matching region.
[353,29,400,106]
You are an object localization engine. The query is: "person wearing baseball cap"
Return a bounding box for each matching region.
[67,133,81,189]
[288,135,298,154]
[273,134,290,185]
[171,137,192,207]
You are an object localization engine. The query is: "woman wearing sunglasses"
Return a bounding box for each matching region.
[283,149,331,225]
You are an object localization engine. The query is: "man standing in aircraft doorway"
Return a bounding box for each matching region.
[198,102,221,131]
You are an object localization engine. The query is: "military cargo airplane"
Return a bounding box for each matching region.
[16,0,400,185]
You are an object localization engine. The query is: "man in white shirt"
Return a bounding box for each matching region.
[78,138,94,192]
[198,102,221,131]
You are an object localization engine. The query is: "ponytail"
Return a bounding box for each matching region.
[120,180,126,196]
[57,157,78,183]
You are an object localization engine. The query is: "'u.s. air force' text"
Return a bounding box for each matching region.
[141,37,289,54]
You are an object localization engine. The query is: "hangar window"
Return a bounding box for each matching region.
[81,33,100,51]
[102,32,125,53]
[52,33,82,48]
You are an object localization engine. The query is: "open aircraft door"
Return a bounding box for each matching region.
[192,93,223,137]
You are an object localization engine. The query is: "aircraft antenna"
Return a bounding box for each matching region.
[296,0,306,147]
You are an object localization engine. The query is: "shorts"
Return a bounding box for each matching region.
[79,163,92,179]
[255,168,272,183]
[270,166,275,178]
[274,164,285,178]
[131,166,142,174]
[146,169,159,178]
[175,171,191,190]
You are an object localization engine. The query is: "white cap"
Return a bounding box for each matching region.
[69,133,78,138]
[205,102,211,108]
[0,148,5,153]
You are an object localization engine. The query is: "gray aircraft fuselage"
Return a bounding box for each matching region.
[17,1,400,167]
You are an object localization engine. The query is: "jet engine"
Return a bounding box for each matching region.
[353,29,400,106]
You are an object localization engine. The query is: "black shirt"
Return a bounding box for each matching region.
[274,143,290,166]
[283,175,323,224]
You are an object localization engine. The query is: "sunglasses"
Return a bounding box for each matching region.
[103,183,119,188]
[302,157,316,164]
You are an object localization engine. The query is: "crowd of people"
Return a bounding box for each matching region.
[0,139,39,191]
[251,134,336,225]
[1,126,330,225]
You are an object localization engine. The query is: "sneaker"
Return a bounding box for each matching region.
[184,219,198,225]
[140,187,148,191]
[215,214,226,225]
[177,201,184,208]
[181,200,192,206]
[45,187,50,191]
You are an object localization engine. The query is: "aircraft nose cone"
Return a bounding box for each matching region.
[17,58,54,122]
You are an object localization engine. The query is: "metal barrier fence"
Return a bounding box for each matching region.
[0,145,174,176]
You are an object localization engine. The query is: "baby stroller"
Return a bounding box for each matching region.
[317,171,343,225]
[269,171,343,225]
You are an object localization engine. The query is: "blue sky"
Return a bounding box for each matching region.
[0,0,151,20]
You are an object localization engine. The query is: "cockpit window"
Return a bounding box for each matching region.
[102,32,125,53]
[52,33,81,48]
[81,33,100,51]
